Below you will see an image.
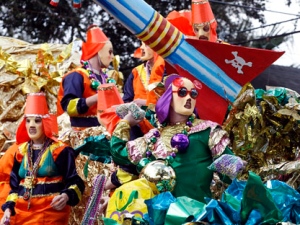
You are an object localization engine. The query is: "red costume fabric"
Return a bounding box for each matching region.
[0,145,18,223]
[81,26,109,61]
[166,10,194,37]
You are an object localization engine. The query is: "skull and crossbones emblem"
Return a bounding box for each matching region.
[225,51,252,74]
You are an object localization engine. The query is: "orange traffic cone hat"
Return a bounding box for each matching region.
[81,25,109,61]
[191,0,218,42]
[166,10,195,37]
[16,92,58,144]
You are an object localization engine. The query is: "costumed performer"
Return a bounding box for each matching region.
[123,42,165,108]
[122,42,165,139]
[108,75,246,203]
[167,0,225,43]
[56,25,116,225]
[57,24,114,129]
[191,0,228,44]
[0,92,85,225]
[96,43,167,192]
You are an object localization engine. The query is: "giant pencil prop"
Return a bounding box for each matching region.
[93,0,284,124]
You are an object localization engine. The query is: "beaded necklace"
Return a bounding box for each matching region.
[137,114,195,192]
[140,61,152,89]
[23,138,51,209]
[145,114,195,164]
[81,60,108,90]
[81,175,107,225]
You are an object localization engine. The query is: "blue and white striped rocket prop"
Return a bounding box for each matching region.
[93,0,284,124]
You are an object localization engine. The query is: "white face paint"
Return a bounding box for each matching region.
[98,41,114,68]
[25,116,46,144]
[140,42,154,61]
[171,78,198,116]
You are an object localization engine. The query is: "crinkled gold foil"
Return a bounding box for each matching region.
[0,49,18,74]
[0,134,6,152]
[223,83,300,181]
[105,55,124,94]
[210,173,229,200]
[0,36,80,151]
[278,109,300,121]
[232,84,255,110]
[58,124,110,149]
[56,42,73,63]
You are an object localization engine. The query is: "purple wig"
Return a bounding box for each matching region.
[155,74,180,124]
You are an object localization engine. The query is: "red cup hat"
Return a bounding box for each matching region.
[81,25,109,61]
[166,10,195,37]
[16,92,58,144]
[97,83,124,113]
[97,83,124,134]
[191,0,218,42]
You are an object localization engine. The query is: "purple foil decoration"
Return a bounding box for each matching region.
[171,133,189,153]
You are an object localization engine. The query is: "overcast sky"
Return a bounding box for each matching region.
[263,0,300,67]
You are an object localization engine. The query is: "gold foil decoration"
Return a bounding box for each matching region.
[105,55,124,94]
[23,176,37,189]
[224,83,300,181]
[0,134,6,153]
[277,108,300,121]
[16,59,33,77]
[56,42,73,63]
[0,36,80,151]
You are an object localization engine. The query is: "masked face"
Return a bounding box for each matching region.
[25,116,46,144]
[171,78,198,116]
[98,41,114,68]
[193,23,210,41]
[140,42,154,61]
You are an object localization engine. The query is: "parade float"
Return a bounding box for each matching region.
[88,1,300,224]
[0,0,300,223]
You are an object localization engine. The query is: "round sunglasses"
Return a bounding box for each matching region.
[173,87,199,99]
